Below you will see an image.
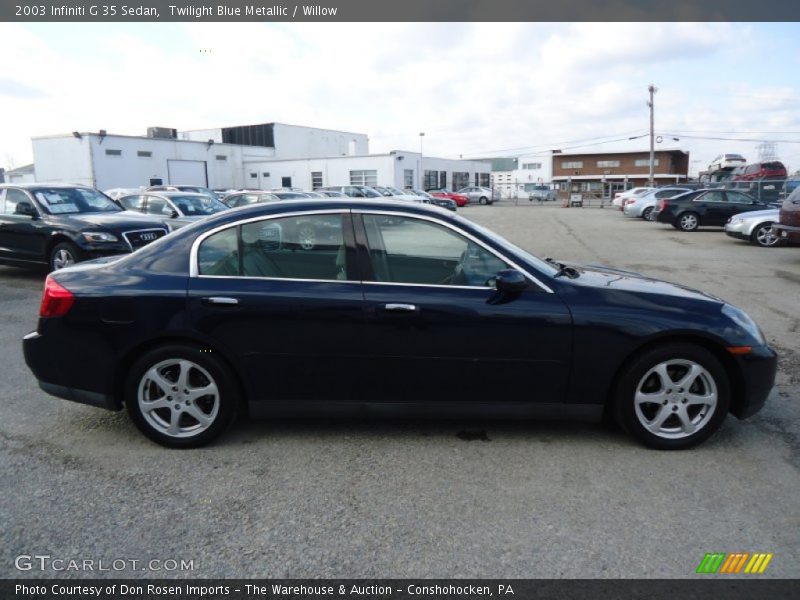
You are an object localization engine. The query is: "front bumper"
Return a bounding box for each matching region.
[730,344,778,420]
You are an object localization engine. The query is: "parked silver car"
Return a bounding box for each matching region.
[623,187,693,220]
[724,209,782,247]
[457,186,499,205]
[528,185,557,202]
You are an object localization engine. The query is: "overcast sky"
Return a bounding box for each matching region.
[1,22,799,174]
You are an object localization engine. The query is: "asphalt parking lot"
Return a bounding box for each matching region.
[0,204,797,579]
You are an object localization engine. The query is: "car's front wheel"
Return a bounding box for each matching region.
[614,343,729,450]
[125,344,238,448]
[752,222,780,247]
[50,241,81,271]
[676,212,700,231]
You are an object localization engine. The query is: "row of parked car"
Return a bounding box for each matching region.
[612,183,799,248]
[0,182,501,273]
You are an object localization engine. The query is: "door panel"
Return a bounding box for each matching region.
[0,189,49,262]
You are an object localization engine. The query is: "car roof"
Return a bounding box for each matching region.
[0,183,93,190]
[140,191,211,198]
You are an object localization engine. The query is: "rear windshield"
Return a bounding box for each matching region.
[33,187,121,214]
[171,195,228,216]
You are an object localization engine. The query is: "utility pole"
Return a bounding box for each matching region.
[648,84,657,187]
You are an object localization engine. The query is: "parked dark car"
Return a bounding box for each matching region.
[117,191,229,229]
[772,186,800,244]
[653,189,775,231]
[0,184,169,270]
[23,200,775,450]
[408,189,457,211]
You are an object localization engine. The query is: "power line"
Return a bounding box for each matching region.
[461,130,647,158]
[658,132,800,144]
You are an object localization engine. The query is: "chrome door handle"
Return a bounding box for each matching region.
[202,296,239,306]
[384,303,417,312]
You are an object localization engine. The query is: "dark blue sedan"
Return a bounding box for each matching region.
[23,200,777,449]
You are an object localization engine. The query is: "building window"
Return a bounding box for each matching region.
[250,173,258,179]
[479,173,490,187]
[137,150,152,158]
[404,169,414,189]
[349,170,377,186]
[439,171,447,189]
[522,163,542,170]
[105,149,122,156]
[311,171,323,190]
[281,176,292,188]
[452,172,469,191]
[215,155,227,161]
[561,161,583,169]
[424,170,438,190]
[634,159,660,167]
[596,160,620,168]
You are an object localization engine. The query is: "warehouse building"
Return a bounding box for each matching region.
[245,151,492,191]
[30,123,370,191]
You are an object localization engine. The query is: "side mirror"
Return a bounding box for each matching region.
[495,269,528,294]
[15,201,37,218]
[170,210,179,218]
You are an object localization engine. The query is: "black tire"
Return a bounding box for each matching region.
[49,241,82,271]
[751,222,781,247]
[479,196,488,205]
[641,206,654,221]
[124,344,238,448]
[676,211,700,232]
[613,343,730,450]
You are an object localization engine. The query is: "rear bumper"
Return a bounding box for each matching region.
[730,344,778,420]
[23,330,121,411]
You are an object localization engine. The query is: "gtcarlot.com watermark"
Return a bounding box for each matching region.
[15,554,195,572]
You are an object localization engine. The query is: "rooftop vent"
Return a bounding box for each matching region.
[147,127,177,139]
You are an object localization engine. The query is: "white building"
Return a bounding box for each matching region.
[3,163,36,184]
[30,123,371,190]
[244,151,492,192]
[489,154,554,199]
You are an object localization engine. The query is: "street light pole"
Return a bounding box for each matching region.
[648,84,657,187]
[419,132,425,189]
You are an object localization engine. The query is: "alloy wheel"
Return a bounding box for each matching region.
[52,248,75,270]
[137,359,220,439]
[754,223,779,247]
[679,214,698,231]
[634,359,718,439]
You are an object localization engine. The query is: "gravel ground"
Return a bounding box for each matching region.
[0,204,797,579]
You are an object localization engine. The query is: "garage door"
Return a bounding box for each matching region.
[167,160,207,186]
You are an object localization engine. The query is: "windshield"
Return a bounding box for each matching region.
[386,187,408,196]
[171,195,228,216]
[33,187,122,214]
[359,187,383,198]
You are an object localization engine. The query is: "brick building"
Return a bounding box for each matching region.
[552,149,689,198]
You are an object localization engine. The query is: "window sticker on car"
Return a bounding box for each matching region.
[36,192,78,213]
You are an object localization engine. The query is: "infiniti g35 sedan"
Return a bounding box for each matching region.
[23,201,777,449]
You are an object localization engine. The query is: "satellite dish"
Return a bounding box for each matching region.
[656,136,663,143]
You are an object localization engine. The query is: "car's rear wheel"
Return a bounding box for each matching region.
[479,196,488,205]
[614,343,729,450]
[752,222,780,247]
[125,344,237,448]
[676,212,700,231]
[641,206,654,221]
[50,242,80,271]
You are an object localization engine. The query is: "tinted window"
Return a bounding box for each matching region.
[145,196,171,215]
[198,227,239,276]
[726,191,754,204]
[240,215,346,280]
[699,191,726,203]
[3,189,31,215]
[362,215,509,287]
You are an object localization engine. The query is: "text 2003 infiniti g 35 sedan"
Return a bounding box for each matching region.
[23,200,776,449]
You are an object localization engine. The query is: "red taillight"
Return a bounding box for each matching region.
[658,199,668,211]
[40,276,74,318]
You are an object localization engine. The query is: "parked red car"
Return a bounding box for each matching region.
[428,189,470,207]
[773,186,800,244]
[733,161,787,181]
